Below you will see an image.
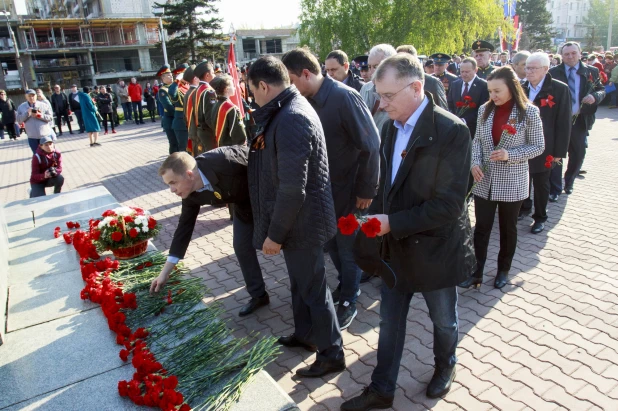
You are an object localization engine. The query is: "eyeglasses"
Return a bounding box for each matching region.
[376,82,415,102]
[524,66,546,72]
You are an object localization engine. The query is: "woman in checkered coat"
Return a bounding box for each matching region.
[461,66,544,290]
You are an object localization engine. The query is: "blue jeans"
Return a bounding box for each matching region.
[326,229,362,305]
[370,285,459,396]
[121,102,132,121]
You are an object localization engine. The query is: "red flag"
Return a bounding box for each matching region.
[227,36,245,118]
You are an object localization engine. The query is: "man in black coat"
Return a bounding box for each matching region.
[149,147,269,317]
[549,42,605,198]
[247,56,344,378]
[447,57,489,139]
[281,48,380,330]
[50,84,73,135]
[324,50,365,92]
[520,53,572,233]
[342,54,473,411]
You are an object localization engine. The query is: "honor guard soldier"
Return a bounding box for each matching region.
[208,75,247,148]
[157,64,180,154]
[354,55,371,83]
[471,40,495,80]
[192,61,218,155]
[168,63,190,153]
[182,64,200,155]
[430,53,458,93]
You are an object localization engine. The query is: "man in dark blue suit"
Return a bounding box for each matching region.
[447,57,489,139]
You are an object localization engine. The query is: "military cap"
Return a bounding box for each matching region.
[193,61,213,79]
[582,51,589,58]
[471,40,495,53]
[183,64,196,83]
[424,59,434,67]
[157,64,171,77]
[429,53,450,64]
[172,63,189,76]
[214,67,223,74]
[353,55,369,70]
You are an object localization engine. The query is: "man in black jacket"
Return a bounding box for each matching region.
[447,57,489,139]
[68,85,85,133]
[247,56,344,378]
[520,53,572,233]
[324,50,365,92]
[342,53,473,410]
[281,47,380,330]
[50,84,73,135]
[548,41,605,198]
[149,147,269,317]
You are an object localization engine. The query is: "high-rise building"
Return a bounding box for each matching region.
[547,0,591,46]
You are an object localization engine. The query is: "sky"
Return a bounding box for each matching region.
[216,0,302,32]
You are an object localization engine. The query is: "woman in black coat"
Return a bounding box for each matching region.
[0,90,18,139]
[96,86,116,134]
[143,82,157,122]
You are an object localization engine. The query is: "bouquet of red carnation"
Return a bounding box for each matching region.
[91,206,161,251]
[455,95,477,117]
[337,214,382,238]
[544,155,562,169]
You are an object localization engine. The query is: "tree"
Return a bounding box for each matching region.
[298,0,509,60]
[517,0,555,50]
[155,0,225,64]
[585,0,618,49]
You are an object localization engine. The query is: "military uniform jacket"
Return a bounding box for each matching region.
[194,81,218,151]
[184,85,198,141]
[433,71,458,93]
[476,64,495,80]
[209,96,247,148]
[168,81,188,131]
[157,84,175,130]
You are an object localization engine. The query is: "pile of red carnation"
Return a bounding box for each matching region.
[337,214,381,237]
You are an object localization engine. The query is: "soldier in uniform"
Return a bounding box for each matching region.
[430,53,458,94]
[182,65,199,155]
[157,64,180,154]
[168,63,190,153]
[354,55,371,83]
[471,40,495,80]
[192,61,218,155]
[208,74,247,148]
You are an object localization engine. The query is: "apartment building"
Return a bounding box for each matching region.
[547,0,591,45]
[234,28,300,65]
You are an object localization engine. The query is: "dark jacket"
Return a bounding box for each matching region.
[0,98,17,124]
[96,93,113,114]
[51,92,69,114]
[361,93,474,293]
[169,145,252,259]
[144,87,157,111]
[68,92,81,111]
[424,74,448,110]
[523,73,572,174]
[343,70,365,92]
[447,76,489,139]
[30,146,62,184]
[248,86,336,250]
[549,62,605,131]
[307,76,379,217]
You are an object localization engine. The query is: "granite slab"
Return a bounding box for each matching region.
[231,370,298,411]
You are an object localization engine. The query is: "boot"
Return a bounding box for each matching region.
[458,267,483,289]
[426,366,456,398]
[494,271,508,289]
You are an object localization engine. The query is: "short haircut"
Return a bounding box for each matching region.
[396,45,417,56]
[527,52,550,68]
[500,52,508,56]
[460,56,477,70]
[83,86,90,93]
[247,56,290,88]
[158,152,197,176]
[511,51,531,65]
[210,74,233,95]
[560,41,581,53]
[326,50,349,66]
[369,44,397,60]
[54,84,61,88]
[281,47,321,76]
[374,53,424,85]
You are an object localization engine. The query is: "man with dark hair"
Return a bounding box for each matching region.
[396,45,448,110]
[282,47,380,330]
[325,50,364,92]
[192,61,218,155]
[247,55,345,378]
[447,56,488,138]
[51,84,73,135]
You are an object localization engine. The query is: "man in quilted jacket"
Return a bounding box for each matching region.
[247,56,345,379]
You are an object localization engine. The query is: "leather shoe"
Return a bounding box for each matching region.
[564,187,573,195]
[494,271,509,289]
[531,221,545,234]
[426,366,456,399]
[238,293,269,317]
[278,334,317,352]
[295,358,345,378]
[548,194,559,202]
[340,386,394,411]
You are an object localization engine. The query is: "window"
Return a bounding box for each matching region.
[242,38,256,54]
[568,16,571,23]
[265,39,282,54]
[570,2,573,9]
[567,29,570,37]
[576,3,579,9]
[557,16,560,24]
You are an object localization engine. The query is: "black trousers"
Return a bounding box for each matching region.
[30,175,64,198]
[474,196,523,273]
[101,112,115,133]
[550,117,587,194]
[520,169,551,223]
[232,210,265,299]
[282,247,344,362]
[55,112,72,134]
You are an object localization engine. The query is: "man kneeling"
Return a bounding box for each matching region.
[150,148,269,317]
[30,136,64,198]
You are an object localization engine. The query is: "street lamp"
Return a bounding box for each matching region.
[0,11,27,90]
[152,7,168,65]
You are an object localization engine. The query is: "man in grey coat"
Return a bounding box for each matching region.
[17,89,54,154]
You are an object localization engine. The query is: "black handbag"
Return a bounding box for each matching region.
[353,233,397,289]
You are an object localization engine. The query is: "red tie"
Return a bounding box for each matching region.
[462,82,469,97]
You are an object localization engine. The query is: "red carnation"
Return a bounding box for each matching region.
[124,216,134,223]
[501,124,517,135]
[455,101,465,108]
[111,231,123,242]
[546,155,554,162]
[162,376,178,390]
[75,222,80,228]
[337,214,359,236]
[468,102,477,108]
[544,161,552,168]
[118,381,129,397]
[360,218,382,238]
[179,404,191,411]
[109,219,118,227]
[119,349,130,362]
[67,221,75,229]
[145,262,153,267]
[147,217,157,229]
[92,230,101,240]
[129,228,139,238]
[102,210,116,217]
[463,95,473,101]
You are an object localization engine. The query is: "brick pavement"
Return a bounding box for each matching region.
[2,109,617,411]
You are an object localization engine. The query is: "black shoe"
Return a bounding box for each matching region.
[331,287,341,305]
[90,143,94,147]
[69,131,74,134]
[494,271,508,289]
[278,334,317,352]
[548,194,559,202]
[94,142,101,146]
[518,209,531,221]
[341,386,394,411]
[426,366,456,399]
[58,132,63,136]
[564,187,573,195]
[238,293,269,317]
[359,271,374,283]
[140,121,145,125]
[295,358,345,378]
[531,221,545,234]
[578,170,587,175]
[337,303,357,330]
[458,268,483,289]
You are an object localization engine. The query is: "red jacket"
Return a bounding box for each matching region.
[31,146,62,184]
[128,83,143,102]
